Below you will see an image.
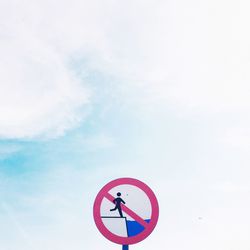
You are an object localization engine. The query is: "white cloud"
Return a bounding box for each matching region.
[211,181,250,193]
[219,127,250,150]
[0,1,91,139]
[109,0,250,113]
[1,0,250,138]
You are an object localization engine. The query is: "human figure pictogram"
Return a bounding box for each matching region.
[110,192,126,217]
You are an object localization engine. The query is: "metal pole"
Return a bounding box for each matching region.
[122,245,129,250]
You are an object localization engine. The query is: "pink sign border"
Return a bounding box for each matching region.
[93,177,159,245]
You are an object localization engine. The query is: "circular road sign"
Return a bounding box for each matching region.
[93,177,159,245]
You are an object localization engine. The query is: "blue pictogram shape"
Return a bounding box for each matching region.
[126,219,151,237]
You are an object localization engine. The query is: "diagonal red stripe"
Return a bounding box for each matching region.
[104,192,149,229]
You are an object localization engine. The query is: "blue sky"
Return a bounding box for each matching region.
[1,1,250,250]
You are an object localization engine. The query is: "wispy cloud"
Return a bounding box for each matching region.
[219,127,250,150]
[1,201,38,250]
[1,0,250,140]
[0,2,91,139]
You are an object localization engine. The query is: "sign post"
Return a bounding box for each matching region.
[93,177,159,249]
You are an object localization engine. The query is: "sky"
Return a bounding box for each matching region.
[0,0,250,249]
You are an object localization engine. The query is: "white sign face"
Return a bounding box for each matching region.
[100,184,152,237]
[101,217,128,237]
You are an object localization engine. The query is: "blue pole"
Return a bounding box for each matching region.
[122,245,129,250]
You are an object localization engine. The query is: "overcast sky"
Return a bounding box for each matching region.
[0,1,250,250]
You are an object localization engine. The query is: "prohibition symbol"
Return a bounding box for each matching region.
[93,178,159,249]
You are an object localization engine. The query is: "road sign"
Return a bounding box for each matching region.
[93,177,159,248]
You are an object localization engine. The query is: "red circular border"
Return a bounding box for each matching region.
[93,177,159,245]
